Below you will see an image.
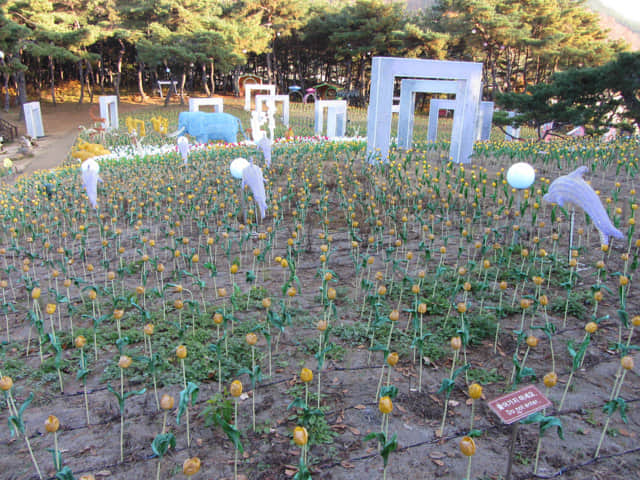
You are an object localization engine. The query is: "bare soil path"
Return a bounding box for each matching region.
[0,99,164,180]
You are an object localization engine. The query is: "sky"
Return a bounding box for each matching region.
[603,0,640,23]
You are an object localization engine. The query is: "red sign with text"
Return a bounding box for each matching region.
[488,385,551,424]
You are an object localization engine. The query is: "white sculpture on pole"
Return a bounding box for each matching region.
[23,102,44,138]
[177,136,189,165]
[367,57,482,163]
[81,158,102,209]
[99,96,119,130]
[250,110,268,142]
[255,94,290,127]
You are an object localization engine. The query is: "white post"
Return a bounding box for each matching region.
[99,96,119,130]
[22,102,44,138]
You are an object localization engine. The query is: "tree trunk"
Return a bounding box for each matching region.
[137,61,147,102]
[164,74,176,107]
[295,49,305,90]
[180,70,186,105]
[3,70,9,112]
[78,60,85,104]
[266,49,274,85]
[202,64,211,96]
[210,61,215,95]
[49,56,57,106]
[36,57,42,100]
[114,39,125,99]
[98,51,105,95]
[86,60,94,103]
[17,70,27,120]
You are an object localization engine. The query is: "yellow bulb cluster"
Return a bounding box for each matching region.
[71,139,110,161]
[151,116,169,134]
[125,117,146,137]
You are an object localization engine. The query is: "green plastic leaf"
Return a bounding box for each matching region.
[379,385,398,400]
[437,378,455,395]
[287,397,306,410]
[221,420,244,453]
[380,433,398,467]
[177,382,199,425]
[603,397,628,423]
[364,431,386,443]
[151,432,176,458]
[48,447,63,472]
[55,466,76,480]
[76,368,90,382]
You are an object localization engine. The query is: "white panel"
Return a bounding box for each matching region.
[23,102,44,138]
[99,96,119,130]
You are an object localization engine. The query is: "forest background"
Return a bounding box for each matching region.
[0,0,638,113]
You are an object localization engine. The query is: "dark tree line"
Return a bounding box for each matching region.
[0,0,628,111]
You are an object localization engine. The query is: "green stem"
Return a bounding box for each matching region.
[234,399,239,480]
[182,358,190,447]
[534,433,542,474]
[53,431,60,471]
[558,369,575,411]
[120,368,124,463]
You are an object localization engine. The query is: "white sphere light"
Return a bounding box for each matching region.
[230,157,249,179]
[507,162,535,189]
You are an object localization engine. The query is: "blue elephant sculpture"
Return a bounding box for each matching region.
[172,112,247,144]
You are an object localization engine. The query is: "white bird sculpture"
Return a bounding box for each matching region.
[242,160,268,220]
[81,158,102,209]
[177,136,189,165]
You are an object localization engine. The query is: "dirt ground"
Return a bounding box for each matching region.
[0,101,639,480]
[0,98,166,178]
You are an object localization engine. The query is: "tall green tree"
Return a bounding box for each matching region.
[232,0,308,89]
[431,0,627,98]
[0,3,31,111]
[326,0,408,94]
[496,51,640,135]
[6,0,89,104]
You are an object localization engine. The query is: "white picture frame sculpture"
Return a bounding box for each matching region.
[397,79,461,148]
[189,97,224,113]
[244,84,275,111]
[255,94,290,127]
[23,102,44,138]
[427,98,457,142]
[425,98,494,142]
[315,100,347,138]
[367,57,482,163]
[99,96,119,130]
